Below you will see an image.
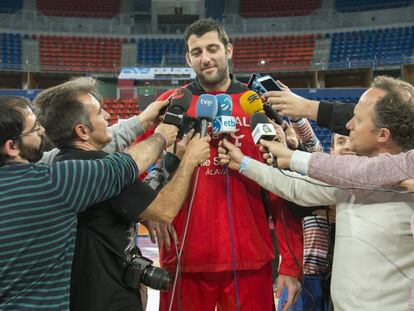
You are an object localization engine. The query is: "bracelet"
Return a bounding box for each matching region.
[155,132,168,150]
[238,156,251,174]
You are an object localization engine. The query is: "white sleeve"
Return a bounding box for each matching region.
[243,158,337,206]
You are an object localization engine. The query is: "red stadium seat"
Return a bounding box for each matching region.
[232,34,316,72]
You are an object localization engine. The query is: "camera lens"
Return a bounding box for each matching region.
[142,266,172,291]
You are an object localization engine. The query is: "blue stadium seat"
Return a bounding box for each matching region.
[0,33,23,70]
[328,26,414,69]
[0,0,23,13]
[136,38,186,66]
[335,0,414,12]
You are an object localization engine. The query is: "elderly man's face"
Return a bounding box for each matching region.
[345,87,385,157]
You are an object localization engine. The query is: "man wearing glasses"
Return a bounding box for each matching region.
[0,95,179,310]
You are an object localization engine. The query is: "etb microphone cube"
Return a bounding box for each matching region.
[212,116,237,134]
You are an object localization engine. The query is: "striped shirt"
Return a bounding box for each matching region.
[0,153,137,310]
[303,215,332,275]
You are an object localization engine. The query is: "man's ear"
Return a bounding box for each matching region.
[377,127,392,144]
[185,52,192,68]
[74,124,90,141]
[3,139,20,158]
[225,43,233,60]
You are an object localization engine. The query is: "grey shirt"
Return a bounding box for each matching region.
[40,116,146,164]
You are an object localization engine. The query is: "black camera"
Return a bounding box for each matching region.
[123,247,171,291]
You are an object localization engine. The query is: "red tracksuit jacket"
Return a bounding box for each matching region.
[139,78,302,278]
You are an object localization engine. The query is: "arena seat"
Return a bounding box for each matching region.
[0,0,23,14]
[37,0,120,18]
[103,98,140,125]
[232,34,317,72]
[39,35,122,72]
[335,0,414,12]
[0,33,22,70]
[328,26,414,69]
[137,38,186,66]
[239,0,321,18]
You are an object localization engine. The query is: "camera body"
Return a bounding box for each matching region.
[123,247,171,291]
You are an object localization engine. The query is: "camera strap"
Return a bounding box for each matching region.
[84,225,146,290]
[83,224,132,265]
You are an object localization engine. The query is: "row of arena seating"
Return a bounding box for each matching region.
[1,0,412,18]
[239,0,413,17]
[1,27,414,72]
[335,0,414,12]
[239,0,321,18]
[136,38,186,66]
[329,26,414,68]
[0,0,23,14]
[232,34,318,71]
[39,35,122,72]
[0,33,22,70]
[37,0,120,18]
[102,98,140,125]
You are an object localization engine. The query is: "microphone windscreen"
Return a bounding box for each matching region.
[195,94,218,121]
[250,112,276,144]
[170,87,193,112]
[249,112,270,130]
[239,90,264,116]
[216,94,233,117]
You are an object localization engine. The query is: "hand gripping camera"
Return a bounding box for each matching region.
[123,246,172,291]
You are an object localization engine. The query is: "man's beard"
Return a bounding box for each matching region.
[197,64,228,88]
[20,136,45,163]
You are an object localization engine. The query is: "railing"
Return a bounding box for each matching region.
[1,55,413,74]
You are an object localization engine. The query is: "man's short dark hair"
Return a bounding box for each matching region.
[370,76,414,152]
[0,95,32,113]
[184,18,230,51]
[34,77,100,149]
[0,106,25,166]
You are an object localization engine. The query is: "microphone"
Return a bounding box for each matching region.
[195,94,218,137]
[240,90,283,125]
[249,112,277,144]
[163,88,193,128]
[239,90,265,115]
[262,102,283,126]
[212,94,236,134]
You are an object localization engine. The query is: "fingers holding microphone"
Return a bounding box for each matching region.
[154,123,179,148]
[259,139,294,169]
[182,133,211,166]
[218,139,245,171]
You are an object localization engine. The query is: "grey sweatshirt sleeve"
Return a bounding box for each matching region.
[38,116,146,164]
[103,116,146,153]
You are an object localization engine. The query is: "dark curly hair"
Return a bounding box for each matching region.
[184,18,230,51]
[371,76,414,151]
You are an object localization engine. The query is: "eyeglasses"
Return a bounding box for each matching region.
[19,122,42,137]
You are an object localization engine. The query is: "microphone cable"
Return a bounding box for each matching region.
[167,166,202,311]
[225,165,241,311]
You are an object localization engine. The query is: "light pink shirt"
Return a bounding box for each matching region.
[291,150,414,310]
[411,214,414,311]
